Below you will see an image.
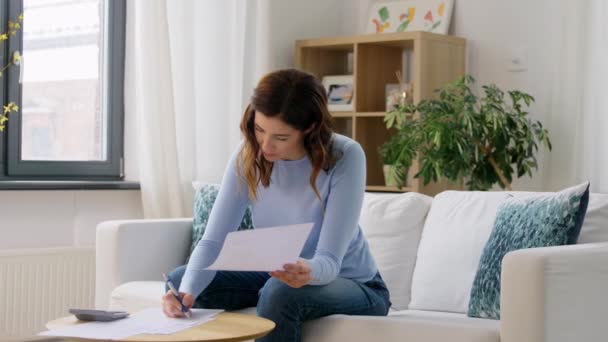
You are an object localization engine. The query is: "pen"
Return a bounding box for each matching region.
[162,273,191,319]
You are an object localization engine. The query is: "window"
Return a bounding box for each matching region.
[0,0,125,180]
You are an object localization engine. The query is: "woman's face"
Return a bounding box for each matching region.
[254,112,307,162]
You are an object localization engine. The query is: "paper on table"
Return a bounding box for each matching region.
[130,308,222,335]
[39,308,223,340]
[205,222,314,272]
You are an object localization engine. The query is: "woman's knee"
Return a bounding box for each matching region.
[257,278,302,316]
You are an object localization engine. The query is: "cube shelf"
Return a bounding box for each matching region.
[296,31,466,195]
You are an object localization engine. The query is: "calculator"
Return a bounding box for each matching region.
[69,309,130,322]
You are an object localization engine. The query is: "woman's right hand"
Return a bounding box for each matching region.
[162,290,194,318]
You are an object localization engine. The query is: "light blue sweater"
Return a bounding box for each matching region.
[180,134,378,297]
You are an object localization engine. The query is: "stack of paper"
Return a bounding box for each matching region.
[39,308,223,340]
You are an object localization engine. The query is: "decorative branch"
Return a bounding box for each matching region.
[0,13,24,132]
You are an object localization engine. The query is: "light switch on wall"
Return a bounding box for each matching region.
[507,46,528,72]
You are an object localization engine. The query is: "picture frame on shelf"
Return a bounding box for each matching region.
[366,0,454,35]
[322,75,354,112]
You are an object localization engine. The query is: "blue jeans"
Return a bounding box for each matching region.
[167,265,391,342]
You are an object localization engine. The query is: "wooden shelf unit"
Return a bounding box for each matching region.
[296,31,466,195]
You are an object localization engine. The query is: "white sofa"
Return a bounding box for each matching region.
[95,190,608,342]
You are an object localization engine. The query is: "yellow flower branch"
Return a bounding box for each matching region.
[0,13,24,132]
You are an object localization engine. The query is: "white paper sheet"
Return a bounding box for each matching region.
[205,222,314,272]
[39,308,223,340]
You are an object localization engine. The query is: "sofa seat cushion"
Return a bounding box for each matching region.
[302,309,500,342]
[110,282,499,342]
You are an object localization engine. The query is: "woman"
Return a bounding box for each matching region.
[162,68,391,341]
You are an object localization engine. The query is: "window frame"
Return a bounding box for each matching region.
[0,0,126,181]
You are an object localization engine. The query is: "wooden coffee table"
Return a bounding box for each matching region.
[46,312,275,342]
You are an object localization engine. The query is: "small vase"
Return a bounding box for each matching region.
[385,83,413,112]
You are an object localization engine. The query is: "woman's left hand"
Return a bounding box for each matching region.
[270,259,312,288]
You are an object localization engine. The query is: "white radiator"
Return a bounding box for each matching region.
[0,247,95,340]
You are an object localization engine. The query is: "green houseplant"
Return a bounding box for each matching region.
[379,75,552,191]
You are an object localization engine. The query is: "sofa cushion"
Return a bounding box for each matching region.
[189,183,254,260]
[359,192,433,310]
[409,191,511,313]
[302,309,499,342]
[108,281,499,342]
[579,193,608,243]
[468,181,590,319]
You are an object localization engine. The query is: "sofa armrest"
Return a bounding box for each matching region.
[500,242,608,342]
[95,218,193,309]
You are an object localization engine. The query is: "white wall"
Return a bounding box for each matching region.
[343,0,567,191]
[1,0,575,252]
[124,0,567,192]
[261,0,568,190]
[450,0,558,191]
[0,0,354,251]
[263,0,354,70]
[0,190,143,250]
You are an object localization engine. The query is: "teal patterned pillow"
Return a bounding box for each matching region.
[467,181,590,319]
[188,184,254,260]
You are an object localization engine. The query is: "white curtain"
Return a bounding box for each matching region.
[126,0,271,218]
[574,1,608,193]
[544,0,608,192]
[125,0,351,218]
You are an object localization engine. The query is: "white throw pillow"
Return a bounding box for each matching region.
[579,193,608,243]
[409,191,510,313]
[359,192,433,310]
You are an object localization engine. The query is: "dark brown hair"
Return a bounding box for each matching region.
[237,68,337,201]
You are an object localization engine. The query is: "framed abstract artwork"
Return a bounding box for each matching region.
[366,0,454,35]
[322,75,354,111]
